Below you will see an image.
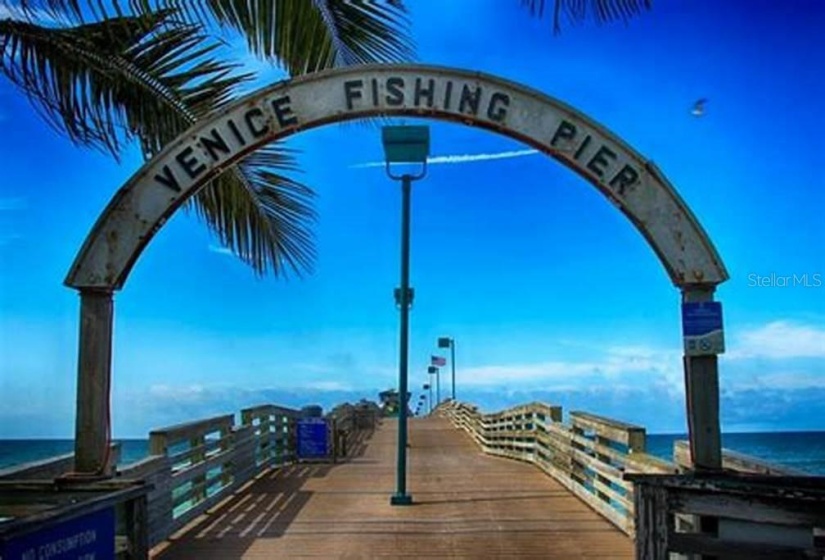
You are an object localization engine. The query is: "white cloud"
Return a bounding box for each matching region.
[303,381,355,392]
[726,371,825,391]
[351,148,539,169]
[728,321,825,359]
[148,383,209,403]
[457,344,683,392]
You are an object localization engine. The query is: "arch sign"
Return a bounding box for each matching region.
[65,64,729,476]
[65,63,727,290]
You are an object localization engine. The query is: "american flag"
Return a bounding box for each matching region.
[431,355,446,367]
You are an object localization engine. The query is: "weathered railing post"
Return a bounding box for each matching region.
[681,287,722,471]
[73,289,114,476]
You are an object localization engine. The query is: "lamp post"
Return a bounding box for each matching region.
[383,125,430,507]
[438,337,456,401]
[423,383,432,415]
[428,365,440,407]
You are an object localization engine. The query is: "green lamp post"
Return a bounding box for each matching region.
[382,125,430,506]
[438,337,456,401]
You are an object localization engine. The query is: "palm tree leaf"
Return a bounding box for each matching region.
[127,0,415,74]
[521,0,652,33]
[194,145,317,277]
[0,11,242,156]
[1,11,316,277]
[2,13,165,155]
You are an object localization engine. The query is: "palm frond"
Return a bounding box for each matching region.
[1,11,316,277]
[130,0,415,74]
[2,13,168,155]
[195,146,317,277]
[521,0,652,33]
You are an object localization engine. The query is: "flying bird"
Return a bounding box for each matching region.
[691,98,708,117]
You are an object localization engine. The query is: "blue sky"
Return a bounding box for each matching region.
[0,0,823,438]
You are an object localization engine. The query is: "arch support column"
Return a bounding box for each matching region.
[681,286,722,471]
[73,289,114,476]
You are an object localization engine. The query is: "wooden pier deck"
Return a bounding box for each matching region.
[153,416,633,559]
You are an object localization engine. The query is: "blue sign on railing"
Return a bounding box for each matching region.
[297,418,329,460]
[682,301,725,356]
[1,507,115,560]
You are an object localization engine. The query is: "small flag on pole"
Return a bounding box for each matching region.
[431,355,446,367]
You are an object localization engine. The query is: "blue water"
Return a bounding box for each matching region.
[1,432,824,474]
[647,431,825,475]
[0,439,149,471]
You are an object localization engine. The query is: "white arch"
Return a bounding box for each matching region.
[65,64,728,289]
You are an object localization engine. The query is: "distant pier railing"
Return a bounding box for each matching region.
[440,400,825,558]
[440,400,676,535]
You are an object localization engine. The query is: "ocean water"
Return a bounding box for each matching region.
[1,432,824,474]
[0,439,149,471]
[646,431,825,475]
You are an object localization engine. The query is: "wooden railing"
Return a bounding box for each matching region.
[327,403,380,458]
[673,439,808,475]
[1,401,375,556]
[627,472,825,559]
[241,405,299,468]
[442,399,825,556]
[114,401,378,547]
[0,480,150,559]
[116,405,301,546]
[0,443,121,481]
[440,400,677,536]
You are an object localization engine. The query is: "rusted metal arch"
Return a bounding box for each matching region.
[65,63,728,291]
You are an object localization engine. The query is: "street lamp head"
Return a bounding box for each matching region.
[382,125,430,163]
[437,337,452,348]
[382,125,430,181]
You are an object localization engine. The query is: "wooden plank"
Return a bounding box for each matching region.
[625,473,825,495]
[570,411,646,449]
[0,483,149,538]
[674,440,807,475]
[534,453,634,535]
[242,404,300,420]
[0,443,123,481]
[668,532,816,559]
[634,485,669,559]
[156,417,633,560]
[171,473,228,511]
[127,493,149,560]
[625,452,678,475]
[149,414,234,447]
[569,447,628,489]
[170,448,234,486]
[671,489,825,527]
[167,435,232,467]
[0,454,73,481]
[591,476,632,511]
[117,455,168,478]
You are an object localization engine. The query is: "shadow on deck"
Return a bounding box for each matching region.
[153,417,632,559]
